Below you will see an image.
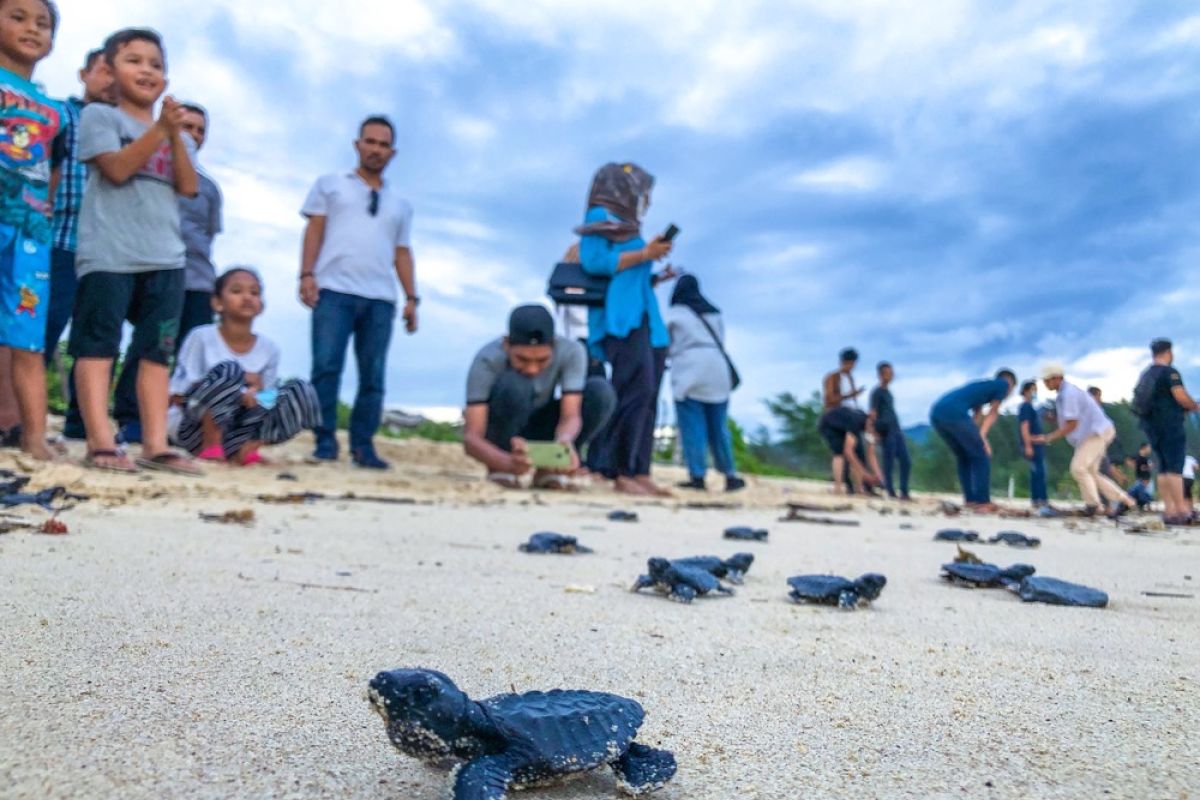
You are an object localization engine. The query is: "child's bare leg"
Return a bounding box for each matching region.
[830,455,846,494]
[0,348,18,431]
[137,360,171,456]
[11,349,50,459]
[76,357,117,456]
[199,413,223,451]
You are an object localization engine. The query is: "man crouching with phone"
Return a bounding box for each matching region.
[464,304,617,490]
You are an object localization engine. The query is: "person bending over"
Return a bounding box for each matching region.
[818,407,883,496]
[463,305,616,491]
[929,370,1017,512]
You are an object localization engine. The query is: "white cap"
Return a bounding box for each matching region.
[1040,362,1065,381]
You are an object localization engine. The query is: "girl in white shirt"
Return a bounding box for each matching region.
[169,268,320,464]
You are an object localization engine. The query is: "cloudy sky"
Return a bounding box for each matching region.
[42,1,1200,429]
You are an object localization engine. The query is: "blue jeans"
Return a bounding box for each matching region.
[44,247,77,365]
[675,398,736,479]
[1026,445,1048,504]
[933,415,991,504]
[310,289,395,454]
[880,427,911,497]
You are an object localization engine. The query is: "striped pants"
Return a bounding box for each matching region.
[173,361,322,456]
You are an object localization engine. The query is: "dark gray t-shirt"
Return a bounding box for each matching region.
[180,170,222,291]
[466,336,587,409]
[76,104,191,276]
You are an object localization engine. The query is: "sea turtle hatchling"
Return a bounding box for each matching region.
[934,529,979,542]
[672,553,755,584]
[369,668,676,799]
[987,531,1041,548]
[787,573,887,609]
[724,526,768,542]
[941,561,1036,588]
[518,533,593,555]
[631,557,735,603]
[1017,576,1108,608]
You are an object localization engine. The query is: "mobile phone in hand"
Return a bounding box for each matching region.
[525,441,572,470]
[660,224,680,242]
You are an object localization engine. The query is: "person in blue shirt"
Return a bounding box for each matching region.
[1016,380,1048,508]
[576,163,673,496]
[929,369,1017,511]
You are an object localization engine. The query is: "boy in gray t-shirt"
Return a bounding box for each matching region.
[67,28,201,476]
[462,304,616,490]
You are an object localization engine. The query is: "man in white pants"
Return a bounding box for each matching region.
[1037,364,1136,518]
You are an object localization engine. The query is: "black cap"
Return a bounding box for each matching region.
[840,348,859,362]
[508,305,555,346]
[1151,338,1172,356]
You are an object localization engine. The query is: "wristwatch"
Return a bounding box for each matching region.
[406,295,421,306]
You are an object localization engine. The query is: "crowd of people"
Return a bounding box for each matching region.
[1,2,1197,519]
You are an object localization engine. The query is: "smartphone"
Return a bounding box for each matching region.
[661,223,680,242]
[525,441,573,470]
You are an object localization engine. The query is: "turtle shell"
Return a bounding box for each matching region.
[483,689,645,779]
[1018,576,1108,608]
[673,556,726,577]
[724,526,768,541]
[935,529,979,542]
[941,562,1003,586]
[520,533,586,554]
[667,562,723,593]
[787,574,854,603]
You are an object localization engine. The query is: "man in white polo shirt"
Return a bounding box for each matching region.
[1037,364,1136,517]
[299,115,418,469]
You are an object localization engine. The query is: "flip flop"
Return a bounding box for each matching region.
[83,449,138,474]
[198,445,226,461]
[136,452,204,476]
[240,451,266,466]
[532,473,578,492]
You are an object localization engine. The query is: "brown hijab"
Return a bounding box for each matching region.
[574,162,655,242]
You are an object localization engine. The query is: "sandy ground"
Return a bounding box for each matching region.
[1,436,1198,800]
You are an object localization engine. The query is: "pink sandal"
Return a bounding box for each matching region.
[240,451,264,466]
[198,445,226,461]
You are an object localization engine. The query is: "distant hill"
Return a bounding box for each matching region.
[904,423,932,444]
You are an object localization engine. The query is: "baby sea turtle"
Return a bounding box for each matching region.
[369,668,676,799]
[724,526,768,542]
[787,573,887,609]
[988,531,1041,548]
[673,553,755,584]
[934,529,979,542]
[1018,576,1108,608]
[518,532,593,554]
[608,510,639,523]
[941,562,1036,588]
[632,557,735,603]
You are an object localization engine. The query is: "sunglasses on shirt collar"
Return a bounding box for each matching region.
[369,189,380,216]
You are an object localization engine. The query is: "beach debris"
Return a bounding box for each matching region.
[934,529,979,542]
[564,584,597,594]
[787,573,887,609]
[0,470,31,495]
[607,510,639,523]
[941,561,1036,588]
[786,501,853,514]
[518,532,593,554]
[1,486,87,512]
[1017,576,1108,608]
[199,509,256,525]
[781,513,860,527]
[954,546,984,564]
[683,501,742,510]
[724,526,769,541]
[38,518,69,535]
[632,557,735,603]
[988,531,1041,548]
[235,572,378,594]
[1141,591,1194,599]
[368,668,676,798]
[673,553,755,585]
[276,472,299,481]
[0,514,36,534]
[939,501,962,517]
[256,491,422,506]
[899,523,915,530]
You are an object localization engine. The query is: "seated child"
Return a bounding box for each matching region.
[169,267,320,464]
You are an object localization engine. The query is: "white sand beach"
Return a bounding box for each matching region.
[1,437,1197,799]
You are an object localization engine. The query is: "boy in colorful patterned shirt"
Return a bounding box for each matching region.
[0,0,62,460]
[70,27,200,474]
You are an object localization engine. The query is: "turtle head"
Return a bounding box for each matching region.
[368,669,472,760]
[647,557,671,578]
[725,553,755,574]
[854,573,888,601]
[1002,563,1037,581]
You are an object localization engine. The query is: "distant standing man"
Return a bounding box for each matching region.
[868,362,910,500]
[1037,365,1135,518]
[300,115,417,469]
[823,348,863,410]
[110,102,223,442]
[1132,339,1198,524]
[1016,380,1048,509]
[929,370,1017,512]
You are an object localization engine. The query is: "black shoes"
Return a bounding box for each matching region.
[725,476,746,493]
[677,478,706,491]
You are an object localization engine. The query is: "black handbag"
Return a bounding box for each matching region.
[692,310,742,391]
[547,262,609,307]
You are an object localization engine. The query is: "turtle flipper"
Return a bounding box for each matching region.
[631,575,654,593]
[837,589,859,609]
[669,583,696,603]
[612,741,677,796]
[450,755,515,800]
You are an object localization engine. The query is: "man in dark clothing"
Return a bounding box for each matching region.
[818,406,882,495]
[1017,380,1048,508]
[1134,339,1198,523]
[1128,445,1154,510]
[868,362,910,500]
[929,369,1017,512]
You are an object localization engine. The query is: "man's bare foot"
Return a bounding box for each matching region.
[971,502,1001,514]
[22,440,59,462]
[488,472,522,490]
[634,475,673,497]
[615,476,650,495]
